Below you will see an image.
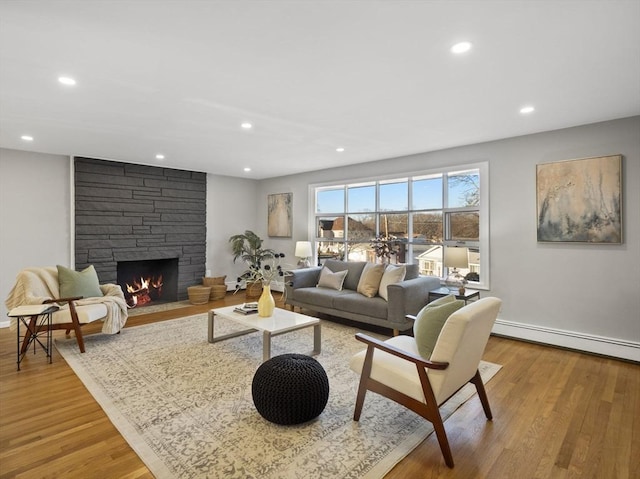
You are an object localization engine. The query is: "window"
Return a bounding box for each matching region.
[311,162,489,289]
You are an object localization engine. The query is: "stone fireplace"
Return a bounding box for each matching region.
[74,157,206,302]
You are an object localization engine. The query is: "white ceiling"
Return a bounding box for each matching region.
[1,1,639,179]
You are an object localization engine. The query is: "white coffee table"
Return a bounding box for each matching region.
[208,305,321,361]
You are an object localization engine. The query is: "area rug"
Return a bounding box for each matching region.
[55,314,501,479]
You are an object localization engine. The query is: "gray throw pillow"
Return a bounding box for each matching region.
[316,267,348,291]
[413,295,464,358]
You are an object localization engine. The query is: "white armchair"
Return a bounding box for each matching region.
[349,296,502,468]
[5,266,128,353]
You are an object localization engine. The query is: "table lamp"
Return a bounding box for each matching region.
[295,241,312,268]
[444,246,469,291]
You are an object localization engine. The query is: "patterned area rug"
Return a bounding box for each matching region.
[55,313,501,478]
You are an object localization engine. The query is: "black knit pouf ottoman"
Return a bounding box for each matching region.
[252,353,330,425]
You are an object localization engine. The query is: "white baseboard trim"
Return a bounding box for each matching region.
[0,320,10,329]
[492,318,640,362]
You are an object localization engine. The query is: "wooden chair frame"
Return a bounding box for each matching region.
[353,332,493,468]
[20,296,91,354]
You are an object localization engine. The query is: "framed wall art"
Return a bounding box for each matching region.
[536,154,622,243]
[267,192,292,237]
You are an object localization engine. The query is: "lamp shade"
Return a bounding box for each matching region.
[295,241,312,258]
[444,246,469,269]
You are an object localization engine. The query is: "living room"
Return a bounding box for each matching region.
[0,1,639,477]
[2,117,639,360]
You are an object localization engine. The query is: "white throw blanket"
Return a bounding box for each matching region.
[5,266,128,334]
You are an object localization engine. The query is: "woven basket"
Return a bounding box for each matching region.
[203,276,227,300]
[203,275,226,286]
[187,286,211,305]
[209,284,227,300]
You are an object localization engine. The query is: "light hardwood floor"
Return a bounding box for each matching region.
[1,294,638,479]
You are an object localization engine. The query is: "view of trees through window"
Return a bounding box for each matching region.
[313,166,485,283]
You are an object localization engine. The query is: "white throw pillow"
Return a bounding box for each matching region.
[378,264,406,301]
[316,267,348,291]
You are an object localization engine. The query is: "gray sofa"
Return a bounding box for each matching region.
[284,259,441,332]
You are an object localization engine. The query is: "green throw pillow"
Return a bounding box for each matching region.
[413,295,464,358]
[57,264,103,299]
[427,294,456,308]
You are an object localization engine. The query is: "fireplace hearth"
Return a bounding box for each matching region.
[117,258,179,308]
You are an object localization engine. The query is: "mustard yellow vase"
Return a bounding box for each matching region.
[257,283,275,317]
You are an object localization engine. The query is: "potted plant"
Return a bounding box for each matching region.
[229,230,275,299]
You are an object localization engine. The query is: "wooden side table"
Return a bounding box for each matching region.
[429,286,480,304]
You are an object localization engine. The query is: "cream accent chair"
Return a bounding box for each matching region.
[349,297,502,468]
[6,267,128,353]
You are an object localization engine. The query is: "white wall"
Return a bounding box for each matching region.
[257,117,640,361]
[0,149,71,322]
[206,174,260,289]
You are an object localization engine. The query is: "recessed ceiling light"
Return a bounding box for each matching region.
[451,42,472,54]
[58,76,77,86]
[21,135,34,141]
[241,122,253,129]
[244,167,251,172]
[155,154,165,160]
[520,105,535,114]
[336,147,345,153]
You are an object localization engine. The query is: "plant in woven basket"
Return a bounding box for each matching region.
[229,231,292,296]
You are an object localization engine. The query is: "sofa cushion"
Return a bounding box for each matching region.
[357,263,385,298]
[379,264,406,301]
[350,335,426,403]
[57,264,103,299]
[294,287,350,308]
[51,303,108,325]
[323,260,366,291]
[413,295,464,358]
[332,292,388,320]
[317,266,348,291]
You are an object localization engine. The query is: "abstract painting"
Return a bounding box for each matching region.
[267,192,292,237]
[536,155,622,243]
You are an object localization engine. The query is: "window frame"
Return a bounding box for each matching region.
[308,161,490,289]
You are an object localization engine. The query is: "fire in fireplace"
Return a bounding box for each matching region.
[117,258,179,308]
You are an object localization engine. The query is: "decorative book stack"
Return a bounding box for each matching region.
[233,303,258,315]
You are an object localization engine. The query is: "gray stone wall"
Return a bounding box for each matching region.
[74,157,206,300]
